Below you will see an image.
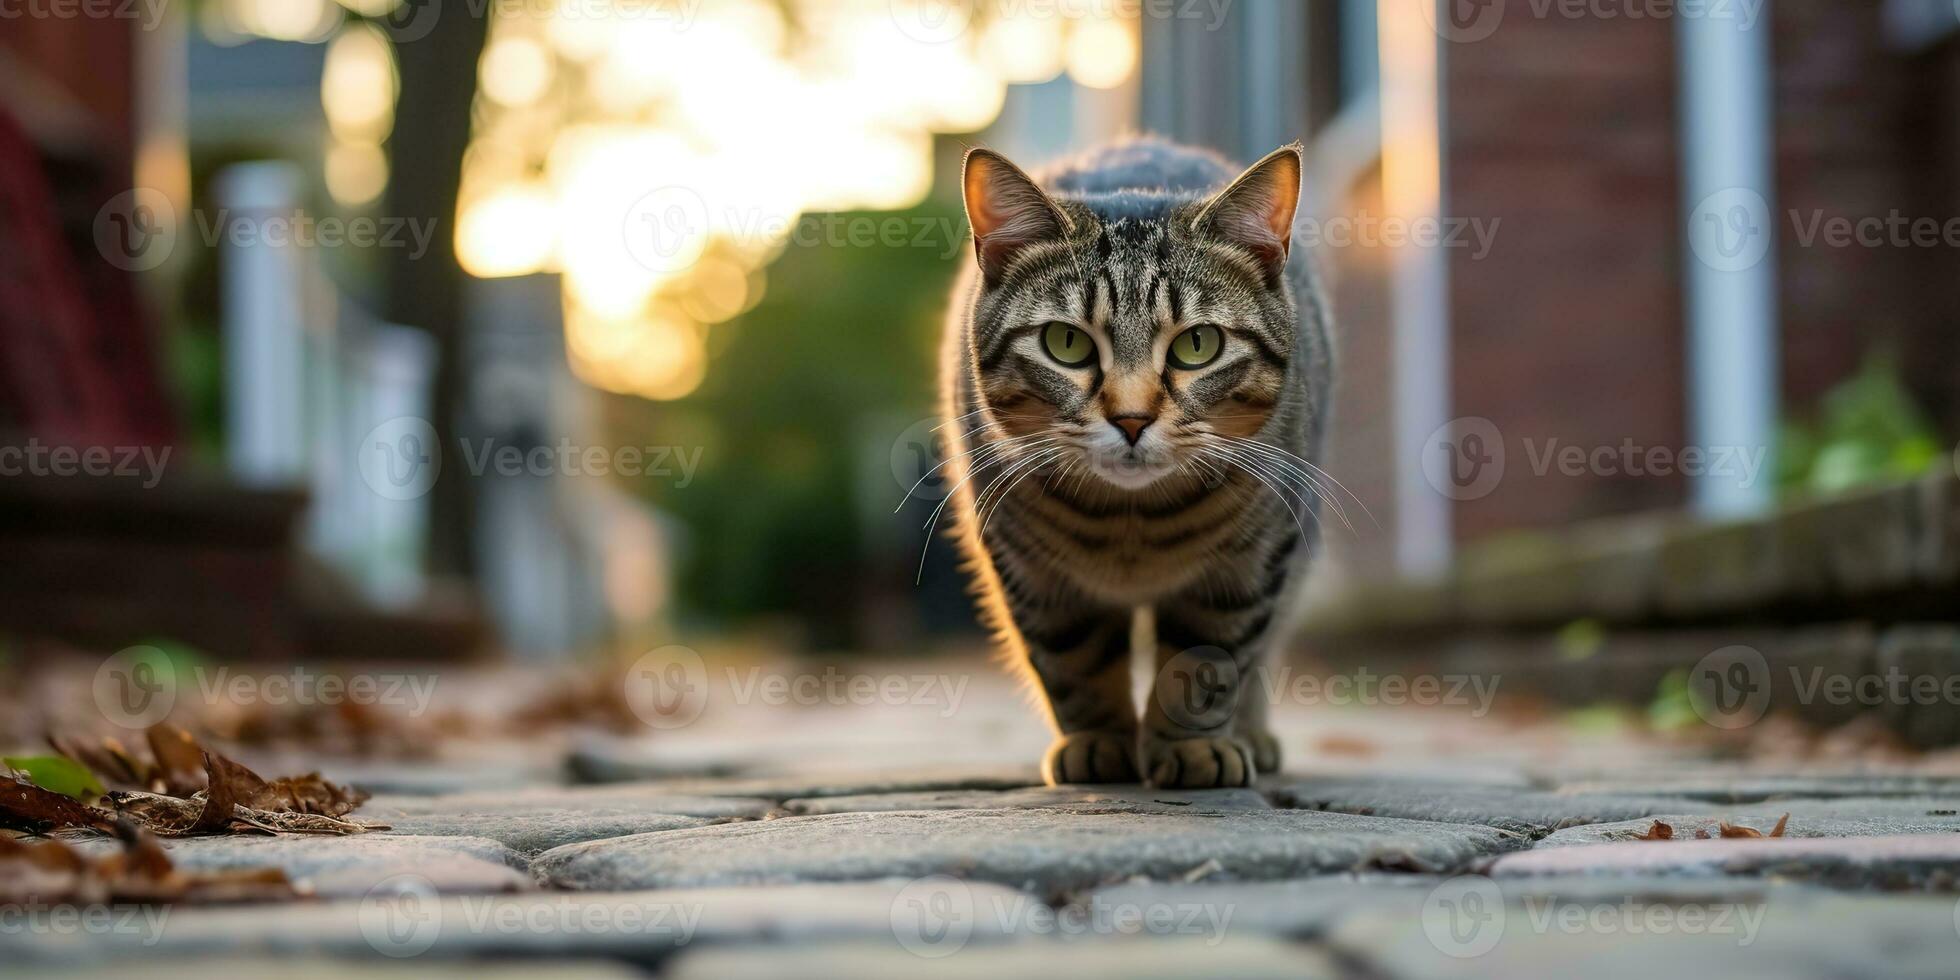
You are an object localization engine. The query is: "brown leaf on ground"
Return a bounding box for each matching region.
[1717,814,1791,839]
[146,725,210,796]
[46,732,150,791]
[188,753,247,835]
[1,774,118,834]
[0,822,299,905]
[1632,820,1674,841]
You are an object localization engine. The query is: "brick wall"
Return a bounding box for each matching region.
[1772,2,1932,410]
[1443,8,1687,539]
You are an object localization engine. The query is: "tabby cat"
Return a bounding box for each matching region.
[940,137,1332,789]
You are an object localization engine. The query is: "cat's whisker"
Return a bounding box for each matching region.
[1214,436,1359,535]
[1198,447,1316,546]
[914,437,1062,584]
[979,446,1071,537]
[1221,436,1379,532]
[1215,439,1356,537]
[895,431,1047,512]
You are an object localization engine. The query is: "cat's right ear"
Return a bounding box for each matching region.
[963,149,1071,286]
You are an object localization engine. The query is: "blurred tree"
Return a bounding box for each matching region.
[381,1,488,580]
[640,204,964,644]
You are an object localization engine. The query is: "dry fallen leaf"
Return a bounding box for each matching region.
[1716,814,1791,839]
[22,728,378,838]
[0,822,299,905]
[1,774,118,834]
[1632,820,1674,841]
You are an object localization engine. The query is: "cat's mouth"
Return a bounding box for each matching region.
[1080,442,1180,491]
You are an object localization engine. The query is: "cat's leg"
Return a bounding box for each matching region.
[1234,659,1283,775]
[1006,589,1140,785]
[1140,591,1286,788]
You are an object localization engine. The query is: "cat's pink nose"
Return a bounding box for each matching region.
[1110,415,1154,446]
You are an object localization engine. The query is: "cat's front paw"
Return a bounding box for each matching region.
[1042,730,1139,785]
[1144,735,1255,788]
[1241,728,1282,775]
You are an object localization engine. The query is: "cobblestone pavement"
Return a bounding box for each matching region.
[11,659,1960,978]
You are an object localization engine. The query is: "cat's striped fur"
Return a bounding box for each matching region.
[941,137,1333,788]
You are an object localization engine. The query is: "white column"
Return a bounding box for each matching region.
[1679,4,1779,517]
[1380,0,1452,577]
[214,162,309,486]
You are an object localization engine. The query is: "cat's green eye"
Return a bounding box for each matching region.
[1168,324,1225,369]
[1041,322,1096,368]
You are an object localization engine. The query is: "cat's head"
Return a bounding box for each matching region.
[960,143,1303,492]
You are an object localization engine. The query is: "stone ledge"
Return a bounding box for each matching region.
[1305,473,1957,637]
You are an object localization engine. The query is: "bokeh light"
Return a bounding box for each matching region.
[445,0,1132,402]
[321,24,397,142]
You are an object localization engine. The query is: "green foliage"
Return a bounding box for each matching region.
[643,203,964,636]
[1779,352,1944,497]
[5,756,105,800]
[1647,667,1699,732]
[1555,618,1605,662]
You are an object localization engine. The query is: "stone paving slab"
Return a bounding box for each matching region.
[533,802,1521,892]
[614,764,1045,801]
[1488,834,1960,888]
[365,785,775,853]
[662,936,1336,980]
[1322,875,1960,980]
[63,959,642,980]
[1547,774,1960,803]
[72,834,531,898]
[1536,798,1960,847]
[1261,777,1687,838]
[783,786,1270,816]
[0,880,1032,967]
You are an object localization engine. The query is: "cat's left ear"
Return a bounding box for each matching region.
[1195,143,1304,280]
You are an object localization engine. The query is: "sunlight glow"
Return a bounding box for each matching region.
[321,25,397,142]
[456,0,1128,401]
[1066,17,1139,90]
[324,140,388,206]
